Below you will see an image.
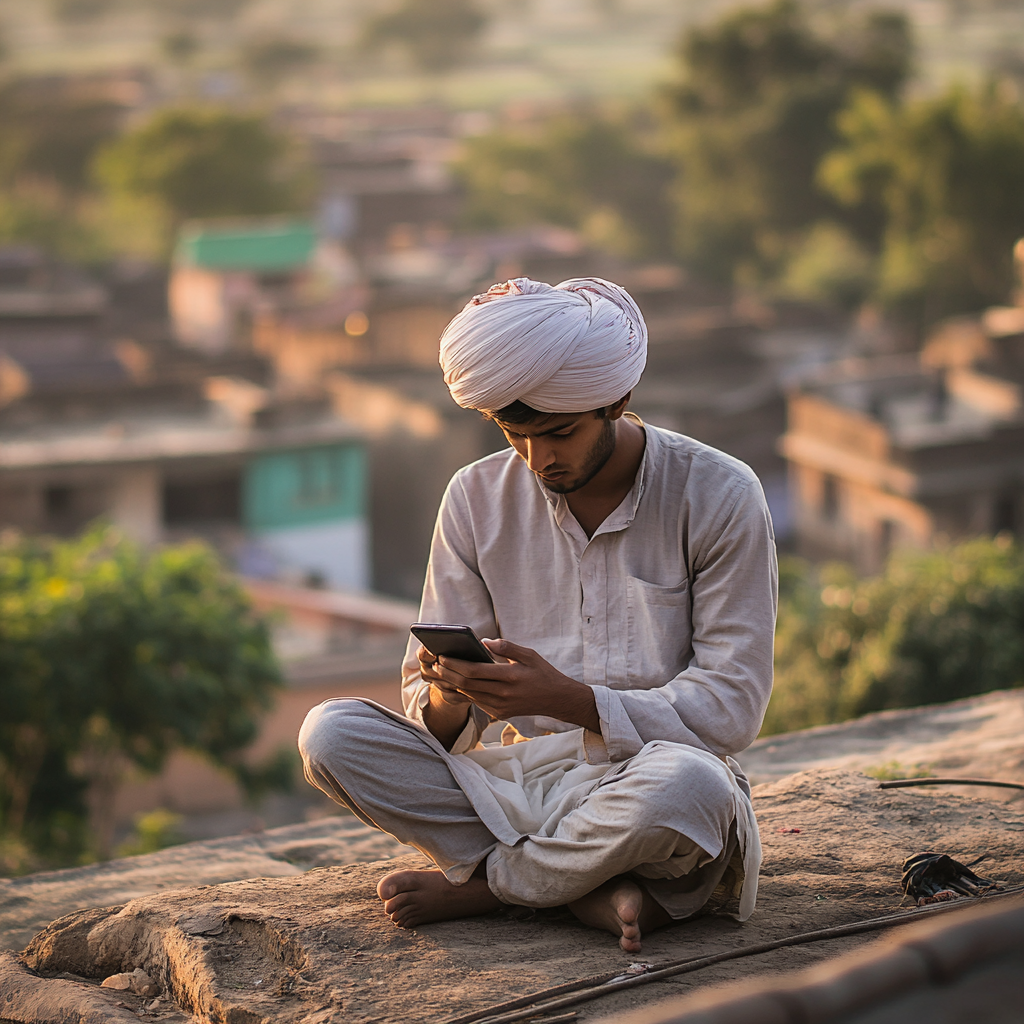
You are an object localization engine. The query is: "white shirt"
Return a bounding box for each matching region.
[402,420,778,762]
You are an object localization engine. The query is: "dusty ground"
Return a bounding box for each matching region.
[0,816,407,954]
[2,768,1022,1024]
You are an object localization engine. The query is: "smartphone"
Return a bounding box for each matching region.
[410,623,496,663]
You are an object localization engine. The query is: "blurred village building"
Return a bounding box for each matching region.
[0,243,370,591]
[11,98,1024,837]
[781,288,1024,574]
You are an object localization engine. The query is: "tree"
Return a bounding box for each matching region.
[819,83,1024,325]
[0,80,123,196]
[766,537,1024,736]
[456,109,675,260]
[93,107,309,233]
[0,78,126,262]
[664,0,911,285]
[361,0,487,74]
[0,527,286,870]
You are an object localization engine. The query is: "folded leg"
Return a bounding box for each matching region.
[298,698,497,881]
[486,741,740,919]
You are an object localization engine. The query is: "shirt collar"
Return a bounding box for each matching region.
[535,412,651,536]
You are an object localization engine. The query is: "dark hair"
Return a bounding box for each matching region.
[490,400,545,425]
[488,396,627,425]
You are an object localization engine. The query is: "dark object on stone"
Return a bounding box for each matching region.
[902,852,999,899]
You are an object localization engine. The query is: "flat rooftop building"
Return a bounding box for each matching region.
[781,349,1024,573]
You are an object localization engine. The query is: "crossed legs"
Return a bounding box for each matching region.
[298,698,736,951]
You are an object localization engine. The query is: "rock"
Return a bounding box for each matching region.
[2,769,1022,1024]
[0,952,147,1024]
[100,971,132,991]
[129,967,159,996]
[0,813,410,951]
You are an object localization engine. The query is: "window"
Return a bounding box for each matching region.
[879,519,896,564]
[821,474,839,523]
[993,491,1018,536]
[296,450,343,508]
[44,485,74,518]
[163,475,241,525]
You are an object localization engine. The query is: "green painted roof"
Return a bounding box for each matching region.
[175,220,317,272]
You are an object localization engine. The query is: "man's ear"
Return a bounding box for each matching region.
[605,392,632,420]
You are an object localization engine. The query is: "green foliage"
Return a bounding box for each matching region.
[0,183,107,263]
[775,220,874,309]
[766,538,1024,736]
[0,78,137,261]
[819,83,1024,324]
[456,110,675,260]
[362,0,487,74]
[93,107,310,235]
[664,0,911,286]
[116,808,184,857]
[0,79,122,195]
[0,526,284,869]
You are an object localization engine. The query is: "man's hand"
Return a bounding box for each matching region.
[432,639,600,733]
[418,644,475,750]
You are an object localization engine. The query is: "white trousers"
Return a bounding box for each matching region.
[298,699,744,919]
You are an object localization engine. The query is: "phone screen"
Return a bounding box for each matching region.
[410,623,495,663]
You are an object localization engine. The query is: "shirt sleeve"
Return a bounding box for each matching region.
[593,475,778,761]
[402,473,499,753]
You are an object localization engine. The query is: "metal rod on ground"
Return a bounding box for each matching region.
[878,777,1024,791]
[437,887,1024,1024]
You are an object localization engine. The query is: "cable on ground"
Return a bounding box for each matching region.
[438,885,1024,1024]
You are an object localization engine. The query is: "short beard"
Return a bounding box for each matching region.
[543,417,616,494]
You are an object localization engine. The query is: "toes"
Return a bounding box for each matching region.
[391,907,421,929]
[377,870,418,901]
[382,891,416,917]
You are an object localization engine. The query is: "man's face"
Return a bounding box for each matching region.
[494,409,616,494]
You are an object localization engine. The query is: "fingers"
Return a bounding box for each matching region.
[432,679,473,706]
[483,638,536,663]
[437,653,519,683]
[417,644,447,684]
[435,659,513,693]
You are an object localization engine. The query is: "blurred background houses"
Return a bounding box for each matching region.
[1,0,1024,855]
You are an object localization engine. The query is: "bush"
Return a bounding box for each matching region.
[0,526,285,869]
[766,536,1024,735]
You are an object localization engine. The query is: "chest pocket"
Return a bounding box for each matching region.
[625,576,693,688]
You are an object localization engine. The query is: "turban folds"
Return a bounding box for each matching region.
[439,276,647,414]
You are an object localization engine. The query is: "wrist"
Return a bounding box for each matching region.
[423,683,473,749]
[556,677,601,733]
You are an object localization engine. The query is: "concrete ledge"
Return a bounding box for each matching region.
[615,895,1024,1024]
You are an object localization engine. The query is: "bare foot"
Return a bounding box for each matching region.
[376,869,502,928]
[567,877,671,953]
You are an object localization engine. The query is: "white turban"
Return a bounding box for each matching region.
[439,276,647,414]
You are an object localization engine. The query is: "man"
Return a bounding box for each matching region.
[299,276,777,953]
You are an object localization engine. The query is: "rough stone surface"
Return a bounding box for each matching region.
[2,769,1022,1024]
[743,688,1024,789]
[0,815,409,952]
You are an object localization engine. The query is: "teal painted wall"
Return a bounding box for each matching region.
[243,443,366,531]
